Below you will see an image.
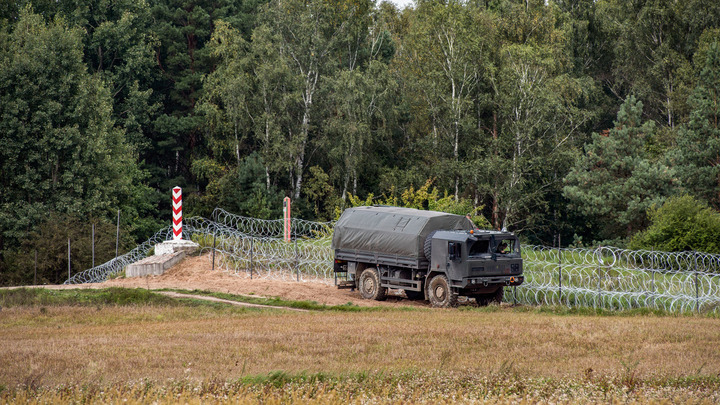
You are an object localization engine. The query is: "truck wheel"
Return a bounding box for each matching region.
[428,274,458,308]
[358,268,387,301]
[472,287,504,306]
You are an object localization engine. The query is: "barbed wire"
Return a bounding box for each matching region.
[65,212,720,313]
[206,209,334,282]
[516,245,720,313]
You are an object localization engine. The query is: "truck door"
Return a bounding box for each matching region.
[445,241,465,281]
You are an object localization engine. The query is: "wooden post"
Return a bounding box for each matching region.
[283,197,292,242]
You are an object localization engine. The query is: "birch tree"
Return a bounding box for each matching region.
[259,0,359,199]
[402,0,490,200]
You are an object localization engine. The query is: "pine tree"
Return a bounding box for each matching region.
[563,96,675,240]
[669,37,720,209]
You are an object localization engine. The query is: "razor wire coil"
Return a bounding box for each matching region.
[65,210,720,313]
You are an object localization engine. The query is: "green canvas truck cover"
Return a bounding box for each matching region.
[332,206,474,259]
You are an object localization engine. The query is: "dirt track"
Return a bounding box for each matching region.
[36,254,427,308]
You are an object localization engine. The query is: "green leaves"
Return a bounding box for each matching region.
[563,96,674,240]
[629,195,720,253]
[668,37,720,209]
[0,6,144,248]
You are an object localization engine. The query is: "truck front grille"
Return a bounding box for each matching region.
[471,267,485,273]
[511,263,520,273]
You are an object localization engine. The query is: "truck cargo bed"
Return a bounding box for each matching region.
[334,248,429,270]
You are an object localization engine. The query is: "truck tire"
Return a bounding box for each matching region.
[424,230,438,260]
[358,268,387,301]
[472,287,504,306]
[428,274,458,308]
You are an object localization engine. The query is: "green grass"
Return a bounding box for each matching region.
[0,287,178,308]
[161,288,401,312]
[0,288,261,312]
[5,286,718,318]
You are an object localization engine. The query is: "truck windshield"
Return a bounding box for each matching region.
[468,240,490,257]
[494,238,519,255]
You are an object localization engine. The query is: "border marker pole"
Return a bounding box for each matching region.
[172,187,182,240]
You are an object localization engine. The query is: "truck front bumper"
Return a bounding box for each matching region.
[457,275,524,289]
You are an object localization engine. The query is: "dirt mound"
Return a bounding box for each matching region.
[101,254,424,307]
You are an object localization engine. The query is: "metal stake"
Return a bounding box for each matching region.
[92,223,95,269]
[68,238,71,280]
[211,229,217,271]
[558,235,562,304]
[115,209,120,259]
[34,248,37,285]
[250,238,254,279]
[295,236,299,282]
[596,246,602,309]
[695,251,700,313]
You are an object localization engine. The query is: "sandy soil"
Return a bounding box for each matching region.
[41,254,427,308]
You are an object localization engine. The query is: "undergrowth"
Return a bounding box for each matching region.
[2,370,719,404]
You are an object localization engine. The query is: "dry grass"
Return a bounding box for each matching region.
[2,304,720,388]
[2,371,720,404]
[3,285,720,403]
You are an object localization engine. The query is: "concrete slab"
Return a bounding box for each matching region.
[155,240,200,256]
[126,251,185,277]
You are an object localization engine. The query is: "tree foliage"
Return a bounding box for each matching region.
[629,195,720,254]
[563,96,675,240]
[3,0,720,285]
[0,7,143,247]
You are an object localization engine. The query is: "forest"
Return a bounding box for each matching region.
[1,0,719,285]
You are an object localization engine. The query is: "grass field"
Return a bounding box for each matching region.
[2,288,720,403]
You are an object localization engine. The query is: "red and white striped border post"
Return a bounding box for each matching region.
[172,187,182,240]
[283,197,291,242]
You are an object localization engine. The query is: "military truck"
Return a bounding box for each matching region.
[332,206,524,307]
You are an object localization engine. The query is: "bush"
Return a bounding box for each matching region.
[630,195,720,253]
[345,179,492,228]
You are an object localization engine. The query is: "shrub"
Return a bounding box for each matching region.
[630,195,720,253]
